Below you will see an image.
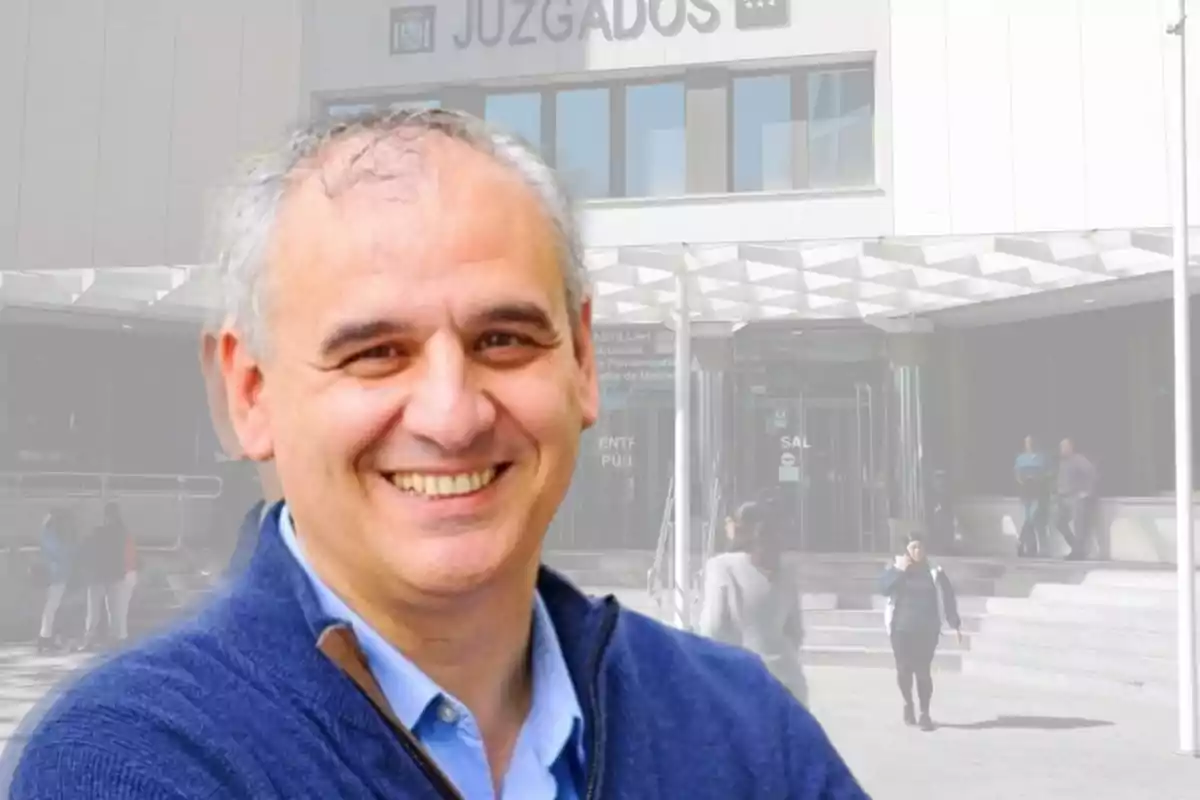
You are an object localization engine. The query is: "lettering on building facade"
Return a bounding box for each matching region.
[453,0,720,48]
[390,0,792,54]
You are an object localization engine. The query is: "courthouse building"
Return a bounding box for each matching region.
[1,0,1198,563]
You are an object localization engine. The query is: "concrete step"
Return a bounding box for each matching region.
[976,615,1177,660]
[804,626,971,652]
[805,608,986,634]
[800,645,961,671]
[871,594,992,615]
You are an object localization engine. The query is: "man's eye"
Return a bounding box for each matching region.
[347,344,404,364]
[477,331,528,350]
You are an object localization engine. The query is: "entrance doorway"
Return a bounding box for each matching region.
[735,384,880,553]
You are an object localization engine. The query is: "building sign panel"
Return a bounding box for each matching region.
[736,0,790,31]
[390,0,792,54]
[595,325,674,408]
[390,6,437,54]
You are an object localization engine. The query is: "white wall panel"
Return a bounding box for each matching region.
[944,0,1015,235]
[1080,1,1169,230]
[0,0,32,271]
[93,0,179,267]
[1007,0,1088,232]
[238,0,304,154]
[17,0,107,270]
[165,0,245,266]
[889,0,952,236]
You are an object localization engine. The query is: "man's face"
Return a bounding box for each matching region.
[219,131,599,605]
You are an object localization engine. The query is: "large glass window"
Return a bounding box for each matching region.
[624,82,686,198]
[732,74,794,192]
[555,87,611,200]
[485,92,543,151]
[808,67,874,188]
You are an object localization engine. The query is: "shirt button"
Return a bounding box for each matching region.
[437,701,459,725]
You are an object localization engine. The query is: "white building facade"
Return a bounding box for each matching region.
[1,0,1199,562]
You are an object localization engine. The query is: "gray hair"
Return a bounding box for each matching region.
[206,107,589,354]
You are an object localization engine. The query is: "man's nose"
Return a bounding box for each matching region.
[403,344,496,452]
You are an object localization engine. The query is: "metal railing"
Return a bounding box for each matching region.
[646,469,675,612]
[695,468,725,596]
[647,460,726,628]
[0,470,224,554]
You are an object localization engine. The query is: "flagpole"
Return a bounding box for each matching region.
[1168,0,1198,758]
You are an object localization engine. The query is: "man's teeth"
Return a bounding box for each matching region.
[392,467,498,497]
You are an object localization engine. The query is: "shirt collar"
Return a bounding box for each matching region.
[277,504,584,770]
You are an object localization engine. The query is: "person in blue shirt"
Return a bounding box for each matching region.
[1013,435,1050,557]
[4,109,866,799]
[36,507,79,654]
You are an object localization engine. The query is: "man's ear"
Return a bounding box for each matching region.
[217,328,275,463]
[573,299,599,431]
[199,331,243,460]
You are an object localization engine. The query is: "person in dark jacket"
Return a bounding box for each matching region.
[879,533,961,731]
[80,502,137,650]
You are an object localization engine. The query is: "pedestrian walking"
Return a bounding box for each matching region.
[1055,438,1099,560]
[80,502,138,650]
[880,532,961,731]
[36,508,79,653]
[1014,435,1051,557]
[698,501,808,705]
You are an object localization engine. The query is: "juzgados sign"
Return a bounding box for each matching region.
[394,0,791,53]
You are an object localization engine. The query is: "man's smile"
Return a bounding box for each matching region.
[386,463,513,499]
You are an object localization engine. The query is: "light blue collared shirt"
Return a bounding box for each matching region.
[279,506,584,800]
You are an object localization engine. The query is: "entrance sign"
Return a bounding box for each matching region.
[778,451,799,483]
[595,327,674,392]
[598,435,636,468]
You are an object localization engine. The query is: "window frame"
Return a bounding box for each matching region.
[313,56,875,201]
[621,77,689,200]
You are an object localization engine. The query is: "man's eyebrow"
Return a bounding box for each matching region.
[471,302,556,332]
[319,319,413,358]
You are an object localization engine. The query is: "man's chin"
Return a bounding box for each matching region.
[380,530,532,599]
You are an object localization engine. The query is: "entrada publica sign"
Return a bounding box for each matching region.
[447,0,789,49]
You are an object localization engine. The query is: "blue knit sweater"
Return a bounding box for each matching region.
[5,505,868,799]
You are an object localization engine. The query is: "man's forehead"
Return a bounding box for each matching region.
[302,128,441,205]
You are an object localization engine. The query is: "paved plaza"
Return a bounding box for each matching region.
[806,666,1199,800]
[0,646,91,746]
[0,644,1196,798]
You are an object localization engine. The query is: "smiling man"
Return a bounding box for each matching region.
[5,109,866,799]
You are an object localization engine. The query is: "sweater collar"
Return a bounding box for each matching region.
[224,501,620,741]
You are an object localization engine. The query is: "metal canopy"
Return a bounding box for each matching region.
[1,228,1197,324]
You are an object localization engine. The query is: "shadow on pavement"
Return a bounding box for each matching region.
[938,715,1114,731]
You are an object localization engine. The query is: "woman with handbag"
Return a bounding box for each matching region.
[697,501,808,705]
